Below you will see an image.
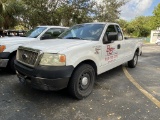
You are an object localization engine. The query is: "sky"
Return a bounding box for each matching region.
[120,0,160,21]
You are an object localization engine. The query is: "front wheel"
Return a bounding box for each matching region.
[68,64,95,100]
[128,52,138,68]
[8,55,16,73]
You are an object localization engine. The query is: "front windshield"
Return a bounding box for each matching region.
[24,27,47,38]
[59,24,105,41]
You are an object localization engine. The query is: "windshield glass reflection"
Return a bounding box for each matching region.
[24,27,47,38]
[59,24,105,41]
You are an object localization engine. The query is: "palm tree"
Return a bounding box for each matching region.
[0,0,24,29]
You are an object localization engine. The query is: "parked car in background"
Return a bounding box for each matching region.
[0,26,68,73]
[5,30,26,37]
[156,37,160,45]
[0,30,26,37]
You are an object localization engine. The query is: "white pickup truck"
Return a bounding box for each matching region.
[15,22,142,99]
[0,26,68,72]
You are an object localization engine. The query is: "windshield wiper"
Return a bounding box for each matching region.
[65,37,84,40]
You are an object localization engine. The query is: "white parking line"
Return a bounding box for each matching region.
[122,66,160,108]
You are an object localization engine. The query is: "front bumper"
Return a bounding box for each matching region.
[0,52,10,67]
[0,59,9,67]
[0,52,10,58]
[15,60,74,91]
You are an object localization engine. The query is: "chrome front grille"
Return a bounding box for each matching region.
[17,46,41,67]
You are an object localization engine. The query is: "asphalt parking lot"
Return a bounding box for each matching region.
[0,44,160,120]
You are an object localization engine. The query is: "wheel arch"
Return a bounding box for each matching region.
[71,59,98,77]
[68,60,97,99]
[135,47,140,55]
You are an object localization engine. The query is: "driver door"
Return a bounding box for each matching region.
[101,24,124,71]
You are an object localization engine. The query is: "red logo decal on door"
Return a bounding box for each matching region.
[106,45,115,55]
[105,45,118,63]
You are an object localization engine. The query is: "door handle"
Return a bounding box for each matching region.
[117,44,121,49]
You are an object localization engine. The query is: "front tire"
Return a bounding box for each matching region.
[8,55,16,73]
[68,64,95,100]
[128,52,138,68]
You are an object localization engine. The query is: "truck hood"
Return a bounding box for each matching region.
[22,39,92,53]
[0,37,36,45]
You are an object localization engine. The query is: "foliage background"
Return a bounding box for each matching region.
[0,0,160,37]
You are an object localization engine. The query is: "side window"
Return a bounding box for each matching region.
[115,25,123,41]
[41,28,64,40]
[105,25,118,41]
[61,28,67,33]
[106,25,116,32]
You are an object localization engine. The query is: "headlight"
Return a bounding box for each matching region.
[0,45,6,52]
[39,53,66,66]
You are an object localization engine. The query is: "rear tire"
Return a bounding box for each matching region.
[128,52,138,68]
[68,64,95,100]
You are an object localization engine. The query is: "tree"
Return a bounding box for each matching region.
[21,0,61,28]
[21,0,96,27]
[0,0,24,29]
[116,19,128,35]
[125,16,154,37]
[153,3,160,28]
[94,0,126,22]
[0,0,128,29]
[58,0,96,26]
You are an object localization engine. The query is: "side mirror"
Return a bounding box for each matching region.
[103,34,114,44]
[41,34,52,40]
[108,33,118,41]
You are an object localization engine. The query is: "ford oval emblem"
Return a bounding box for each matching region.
[22,54,28,60]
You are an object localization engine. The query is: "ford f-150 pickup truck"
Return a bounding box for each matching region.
[0,26,68,72]
[15,22,142,99]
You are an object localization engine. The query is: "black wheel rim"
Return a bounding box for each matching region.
[78,70,93,93]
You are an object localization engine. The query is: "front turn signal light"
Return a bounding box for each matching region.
[0,45,6,52]
[59,55,66,62]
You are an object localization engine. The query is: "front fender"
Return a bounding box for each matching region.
[66,49,101,74]
[3,44,23,53]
